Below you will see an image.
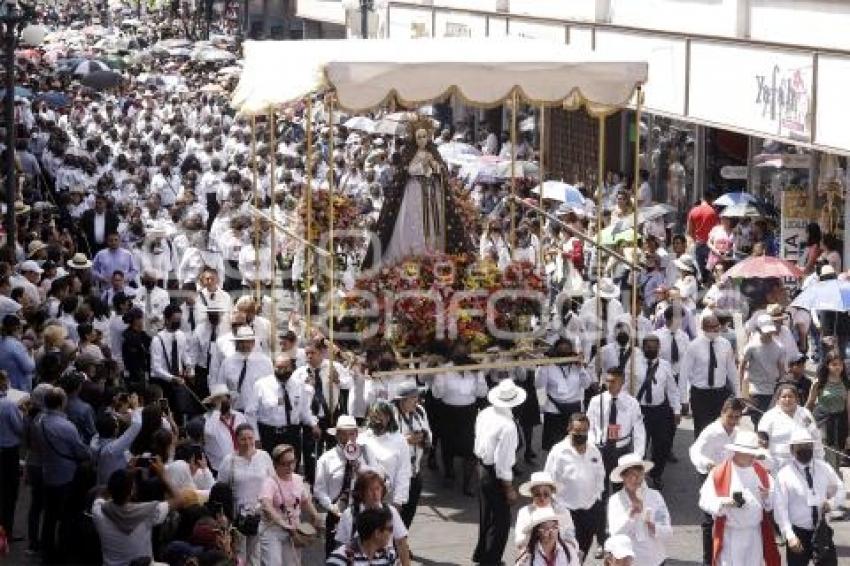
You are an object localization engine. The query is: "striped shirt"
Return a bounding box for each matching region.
[326,542,397,565]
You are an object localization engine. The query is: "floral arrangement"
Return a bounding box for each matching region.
[298,189,359,242]
[448,178,481,235]
[343,253,547,353]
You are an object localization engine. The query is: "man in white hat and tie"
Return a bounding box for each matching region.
[472,379,526,566]
[698,430,779,566]
[579,277,624,365]
[774,427,845,566]
[217,326,273,413]
[202,384,248,473]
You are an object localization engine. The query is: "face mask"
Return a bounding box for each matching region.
[704,331,720,340]
[219,399,231,414]
[572,433,588,446]
[208,313,220,326]
[168,321,181,331]
[795,446,814,465]
[616,332,630,346]
[644,349,658,360]
[369,419,386,435]
[275,369,292,382]
[143,281,155,290]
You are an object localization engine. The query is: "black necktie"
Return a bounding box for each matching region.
[237,358,248,393]
[188,307,195,331]
[207,326,217,368]
[618,347,629,373]
[311,368,329,416]
[671,335,679,364]
[170,334,180,375]
[708,340,717,387]
[638,362,657,405]
[607,397,618,443]
[336,458,355,507]
[804,465,818,527]
[281,382,292,426]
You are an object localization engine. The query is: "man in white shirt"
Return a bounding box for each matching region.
[133,270,170,335]
[774,428,845,566]
[202,384,247,473]
[689,397,744,566]
[150,304,194,421]
[472,380,524,566]
[217,326,273,413]
[544,413,606,559]
[680,314,740,437]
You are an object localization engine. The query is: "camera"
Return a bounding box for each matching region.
[732,491,745,508]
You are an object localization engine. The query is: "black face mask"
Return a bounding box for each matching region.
[143,281,155,290]
[219,399,231,414]
[795,446,814,465]
[168,321,181,331]
[616,332,630,346]
[572,433,588,446]
[370,420,386,435]
[643,349,658,360]
[275,369,292,382]
[208,313,220,326]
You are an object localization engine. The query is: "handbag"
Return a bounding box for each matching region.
[812,514,838,566]
[228,456,260,537]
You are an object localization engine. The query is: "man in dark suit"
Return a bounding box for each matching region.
[79,192,119,255]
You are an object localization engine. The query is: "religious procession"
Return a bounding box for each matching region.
[0,1,848,566]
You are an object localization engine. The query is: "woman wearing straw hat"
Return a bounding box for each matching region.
[606,453,671,566]
[514,471,576,550]
[472,379,526,566]
[515,507,580,566]
[698,430,780,566]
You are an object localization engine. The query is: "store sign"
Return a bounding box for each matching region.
[444,22,472,37]
[814,55,850,152]
[387,6,432,39]
[720,166,748,180]
[779,189,809,269]
[689,43,814,142]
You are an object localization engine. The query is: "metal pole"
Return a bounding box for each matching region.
[595,114,606,379]
[630,88,642,397]
[327,94,337,423]
[360,0,369,38]
[269,108,277,356]
[251,116,261,303]
[3,20,16,260]
[305,97,313,338]
[538,104,545,267]
[510,90,518,249]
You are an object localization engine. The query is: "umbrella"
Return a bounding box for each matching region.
[723,256,803,280]
[519,116,536,132]
[374,112,439,136]
[438,141,482,165]
[531,180,585,206]
[720,203,763,219]
[344,116,375,133]
[156,38,192,49]
[0,86,32,99]
[73,59,110,75]
[616,203,676,228]
[200,83,224,94]
[167,47,193,58]
[81,70,124,91]
[193,48,236,63]
[598,226,637,246]
[34,91,70,108]
[791,278,850,312]
[714,191,757,207]
[461,157,539,183]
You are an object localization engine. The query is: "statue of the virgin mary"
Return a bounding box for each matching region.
[363,117,473,269]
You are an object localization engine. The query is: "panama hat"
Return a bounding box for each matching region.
[27,240,47,258]
[202,383,230,405]
[487,379,527,408]
[673,254,697,273]
[724,430,767,457]
[18,260,43,274]
[756,314,776,334]
[394,381,425,400]
[592,277,620,300]
[522,506,570,535]
[610,452,654,483]
[66,253,92,269]
[230,326,256,341]
[788,427,815,446]
[328,414,359,436]
[518,471,557,498]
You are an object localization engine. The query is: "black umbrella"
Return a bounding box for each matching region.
[81,70,124,91]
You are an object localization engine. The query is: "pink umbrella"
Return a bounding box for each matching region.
[722,256,803,280]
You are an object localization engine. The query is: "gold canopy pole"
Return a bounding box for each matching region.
[629,88,643,396]
[251,116,261,303]
[595,115,606,379]
[269,108,277,356]
[510,90,518,249]
[305,98,314,338]
[327,94,337,423]
[538,104,545,267]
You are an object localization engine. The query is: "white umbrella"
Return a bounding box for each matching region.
[714,192,756,207]
[374,112,440,137]
[461,156,539,183]
[73,59,109,75]
[156,38,192,49]
[193,48,236,63]
[791,278,850,312]
[344,116,376,133]
[438,141,481,165]
[531,180,584,205]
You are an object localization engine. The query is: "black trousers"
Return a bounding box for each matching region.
[690,386,729,438]
[641,403,675,480]
[542,402,581,451]
[472,464,510,566]
[27,464,43,551]
[302,417,336,485]
[786,525,815,566]
[698,473,713,565]
[41,482,71,563]
[325,511,340,556]
[569,499,604,559]
[0,445,20,538]
[257,423,302,468]
[400,474,423,529]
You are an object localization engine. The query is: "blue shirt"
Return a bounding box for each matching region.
[92,247,139,286]
[37,410,91,486]
[91,413,142,486]
[0,337,35,391]
[66,396,97,445]
[0,394,23,448]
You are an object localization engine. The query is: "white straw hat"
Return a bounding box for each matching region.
[518,471,557,498]
[724,430,767,457]
[610,452,654,483]
[487,379,527,408]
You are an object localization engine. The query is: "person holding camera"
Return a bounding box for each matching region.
[698,430,779,566]
[258,444,323,566]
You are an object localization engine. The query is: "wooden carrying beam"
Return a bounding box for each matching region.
[372,355,581,378]
[247,205,331,257]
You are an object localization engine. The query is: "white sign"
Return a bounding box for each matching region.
[689,42,813,142]
[780,190,809,268]
[814,55,850,152]
[721,166,748,180]
[435,11,486,39]
[388,6,432,39]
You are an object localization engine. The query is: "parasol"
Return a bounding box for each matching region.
[531,180,585,206]
[34,91,70,108]
[0,86,32,99]
[438,141,482,165]
[791,278,850,312]
[720,203,763,219]
[714,191,757,207]
[73,59,110,75]
[343,116,375,133]
[81,70,124,91]
[598,226,637,246]
[722,256,803,280]
[615,203,676,229]
[461,156,539,184]
[193,48,236,63]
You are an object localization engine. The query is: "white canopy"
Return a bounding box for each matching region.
[232,39,648,115]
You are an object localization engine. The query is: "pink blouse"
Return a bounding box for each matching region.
[260,473,310,529]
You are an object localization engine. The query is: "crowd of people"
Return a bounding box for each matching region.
[0,3,847,566]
